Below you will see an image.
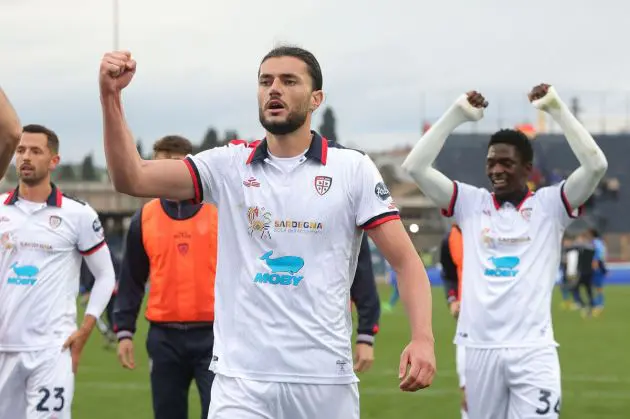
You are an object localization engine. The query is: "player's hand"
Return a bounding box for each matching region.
[62,328,90,374]
[460,387,468,412]
[117,338,136,369]
[398,338,436,391]
[449,301,461,318]
[454,91,487,122]
[99,51,137,95]
[529,83,562,113]
[353,343,375,373]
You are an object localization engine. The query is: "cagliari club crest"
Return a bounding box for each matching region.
[314,176,332,196]
[49,215,62,229]
[520,207,532,221]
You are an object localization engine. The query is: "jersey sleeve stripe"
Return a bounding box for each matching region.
[560,183,583,219]
[79,240,106,256]
[441,181,459,217]
[183,157,203,204]
[361,212,401,230]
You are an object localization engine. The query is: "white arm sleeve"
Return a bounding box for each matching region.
[401,95,480,209]
[533,87,608,209]
[565,249,579,278]
[83,245,116,319]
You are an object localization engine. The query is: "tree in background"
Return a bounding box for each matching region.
[81,154,98,181]
[198,128,220,152]
[319,107,338,143]
[136,139,145,159]
[56,164,76,182]
[223,130,239,144]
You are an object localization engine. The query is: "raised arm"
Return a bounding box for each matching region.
[401,92,487,209]
[529,84,608,209]
[0,87,22,179]
[99,51,195,200]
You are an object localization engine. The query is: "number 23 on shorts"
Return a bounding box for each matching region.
[36,387,66,413]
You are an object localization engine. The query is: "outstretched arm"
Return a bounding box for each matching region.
[100,51,195,200]
[0,87,22,179]
[401,92,486,209]
[530,85,608,209]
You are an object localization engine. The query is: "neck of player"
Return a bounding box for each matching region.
[266,123,313,158]
[18,179,52,203]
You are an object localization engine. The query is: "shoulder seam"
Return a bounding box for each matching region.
[62,193,86,205]
[327,142,366,155]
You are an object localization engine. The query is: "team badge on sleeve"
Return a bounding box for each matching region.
[92,218,104,239]
[374,182,391,201]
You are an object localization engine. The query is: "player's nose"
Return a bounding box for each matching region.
[268,79,284,95]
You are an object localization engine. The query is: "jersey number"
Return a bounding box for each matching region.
[535,389,560,415]
[36,387,65,412]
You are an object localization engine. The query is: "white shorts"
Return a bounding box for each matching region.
[465,346,561,419]
[455,344,466,388]
[207,374,360,419]
[0,347,74,419]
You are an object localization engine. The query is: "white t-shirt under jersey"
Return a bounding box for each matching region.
[443,180,580,348]
[0,186,106,351]
[184,134,399,384]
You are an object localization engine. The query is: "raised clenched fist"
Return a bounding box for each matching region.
[99,51,137,95]
[528,83,551,103]
[529,83,562,113]
[453,90,487,122]
[466,90,489,109]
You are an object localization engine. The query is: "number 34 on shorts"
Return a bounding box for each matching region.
[536,389,560,416]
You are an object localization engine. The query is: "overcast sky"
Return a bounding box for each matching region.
[1,0,629,164]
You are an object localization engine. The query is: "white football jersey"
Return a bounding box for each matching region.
[185,133,399,384]
[0,186,105,351]
[444,180,580,348]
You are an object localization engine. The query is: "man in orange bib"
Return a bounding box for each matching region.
[440,223,467,419]
[113,136,217,419]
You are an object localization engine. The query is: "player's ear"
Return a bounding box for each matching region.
[310,90,323,112]
[50,154,60,171]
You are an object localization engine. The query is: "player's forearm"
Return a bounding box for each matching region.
[100,93,144,195]
[401,105,465,208]
[79,315,98,334]
[112,283,146,339]
[396,259,434,343]
[0,87,22,179]
[546,90,608,207]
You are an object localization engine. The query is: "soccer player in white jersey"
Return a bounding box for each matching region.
[402,84,608,418]
[98,46,436,418]
[0,124,116,419]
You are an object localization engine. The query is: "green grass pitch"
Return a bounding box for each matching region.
[73,285,630,418]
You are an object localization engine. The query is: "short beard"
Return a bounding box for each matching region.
[18,174,46,187]
[259,109,308,136]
